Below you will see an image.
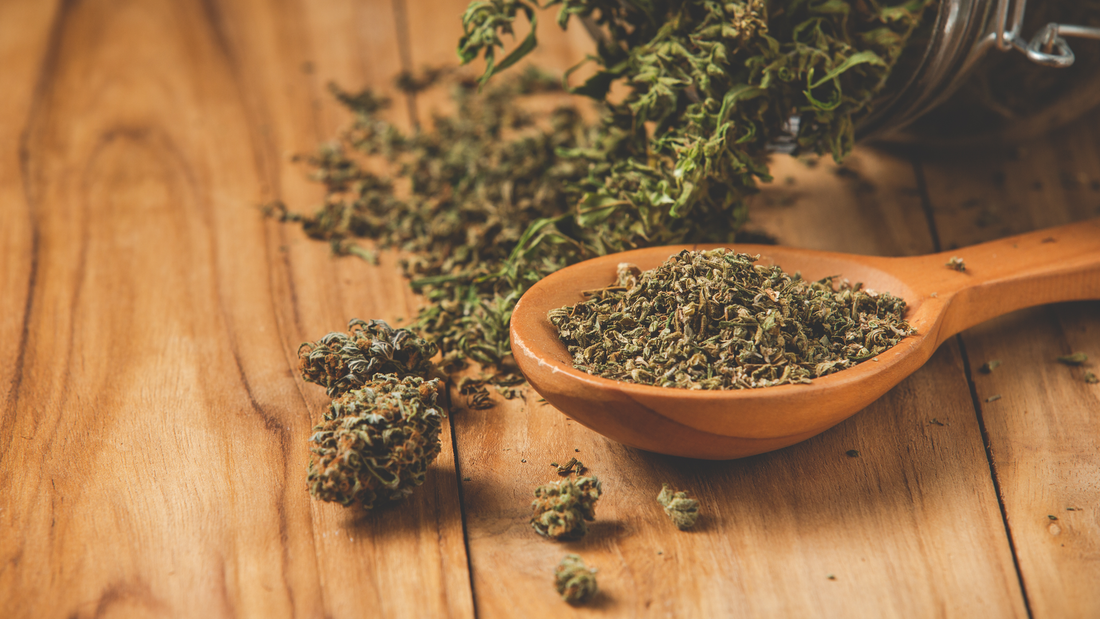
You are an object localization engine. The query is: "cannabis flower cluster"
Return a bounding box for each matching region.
[657,484,700,530]
[554,554,598,605]
[298,318,438,397]
[530,475,602,540]
[299,320,446,510]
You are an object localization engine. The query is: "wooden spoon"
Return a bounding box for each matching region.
[510,218,1100,459]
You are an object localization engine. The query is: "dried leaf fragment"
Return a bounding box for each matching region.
[1057,352,1089,366]
[979,360,1002,373]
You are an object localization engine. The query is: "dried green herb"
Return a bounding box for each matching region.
[273,0,935,377]
[657,484,700,530]
[549,249,914,389]
[1057,352,1089,366]
[307,374,446,509]
[268,70,597,373]
[946,256,966,272]
[979,359,1001,373]
[845,449,860,457]
[460,0,935,231]
[1085,371,1098,384]
[531,475,602,539]
[554,554,598,604]
[556,457,586,476]
[298,319,437,397]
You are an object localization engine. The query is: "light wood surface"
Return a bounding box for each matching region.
[0,1,1096,618]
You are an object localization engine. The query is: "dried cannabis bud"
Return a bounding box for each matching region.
[1085,371,1098,384]
[298,318,438,397]
[946,256,966,272]
[554,554,598,605]
[1057,352,1089,366]
[657,484,699,530]
[531,475,602,540]
[307,374,446,509]
[550,249,915,389]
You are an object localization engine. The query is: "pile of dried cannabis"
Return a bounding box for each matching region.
[299,320,448,509]
[549,249,914,389]
[531,475,602,539]
[272,0,935,375]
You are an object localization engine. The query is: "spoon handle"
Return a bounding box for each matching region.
[891,218,1100,346]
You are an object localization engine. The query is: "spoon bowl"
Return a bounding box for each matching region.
[510,219,1100,459]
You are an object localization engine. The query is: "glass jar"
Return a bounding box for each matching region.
[857,0,1100,145]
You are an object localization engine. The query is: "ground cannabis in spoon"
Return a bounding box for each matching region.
[657,484,700,530]
[554,554,598,604]
[307,374,446,509]
[531,475,602,539]
[549,249,915,389]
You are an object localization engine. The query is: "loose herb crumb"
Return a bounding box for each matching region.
[556,457,587,476]
[979,360,1002,373]
[985,394,1002,403]
[946,256,966,272]
[1086,371,1098,384]
[1057,352,1089,365]
[846,449,861,458]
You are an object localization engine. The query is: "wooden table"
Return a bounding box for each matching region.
[2,1,1098,617]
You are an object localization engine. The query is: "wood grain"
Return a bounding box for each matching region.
[0,1,472,617]
[1,0,1096,616]
[919,116,1100,619]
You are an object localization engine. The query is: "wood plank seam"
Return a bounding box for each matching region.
[912,155,1036,618]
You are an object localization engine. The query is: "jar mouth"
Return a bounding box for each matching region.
[856,0,995,141]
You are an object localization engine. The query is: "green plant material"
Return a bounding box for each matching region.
[846,449,860,457]
[556,456,586,476]
[273,0,935,376]
[1057,352,1089,366]
[946,256,966,272]
[554,554,598,604]
[657,484,699,530]
[458,0,935,219]
[1086,371,1098,384]
[297,318,438,398]
[268,70,602,373]
[531,475,602,539]
[307,374,446,509]
[549,249,915,389]
[979,359,1002,373]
